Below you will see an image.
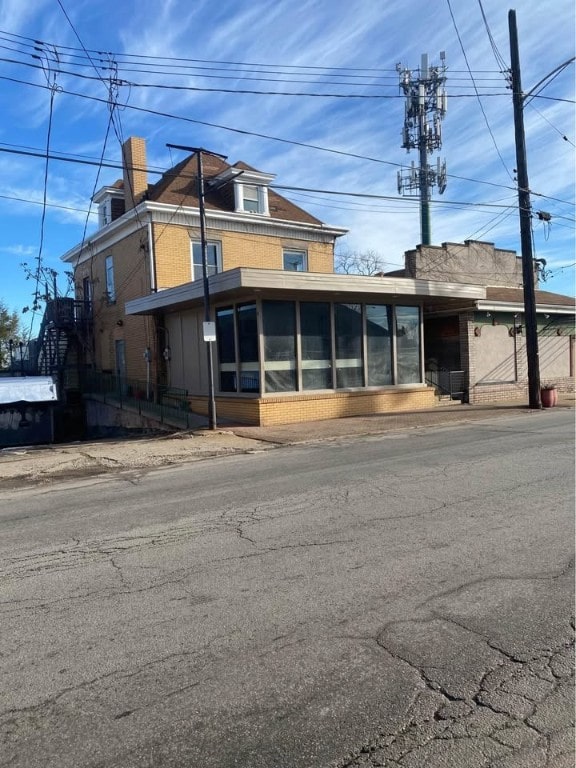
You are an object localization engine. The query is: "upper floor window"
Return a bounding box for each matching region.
[235,182,269,215]
[283,249,307,272]
[242,184,260,213]
[98,201,111,228]
[191,241,221,282]
[94,190,124,228]
[82,276,93,313]
[105,255,116,302]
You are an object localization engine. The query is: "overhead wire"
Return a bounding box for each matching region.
[476,0,509,72]
[0,53,511,97]
[25,43,62,337]
[55,0,151,340]
[446,0,514,183]
[1,25,573,301]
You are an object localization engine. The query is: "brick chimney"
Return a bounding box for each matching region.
[122,137,148,210]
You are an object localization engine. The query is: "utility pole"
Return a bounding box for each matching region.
[508,10,541,409]
[397,53,448,245]
[166,143,228,430]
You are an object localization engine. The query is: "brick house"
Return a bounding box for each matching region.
[61,138,573,426]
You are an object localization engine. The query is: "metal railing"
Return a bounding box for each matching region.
[426,368,466,400]
[82,370,196,428]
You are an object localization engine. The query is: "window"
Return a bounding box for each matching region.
[82,277,93,316]
[235,182,268,214]
[237,303,259,392]
[283,249,307,272]
[216,307,236,392]
[395,306,421,384]
[300,302,332,389]
[242,184,260,213]
[98,202,110,228]
[366,305,393,385]
[105,255,115,302]
[335,303,364,387]
[191,241,221,282]
[262,301,297,392]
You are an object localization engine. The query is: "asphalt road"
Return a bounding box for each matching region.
[0,410,574,768]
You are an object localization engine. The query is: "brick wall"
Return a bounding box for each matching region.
[122,137,148,210]
[76,229,155,381]
[189,386,437,426]
[153,223,334,286]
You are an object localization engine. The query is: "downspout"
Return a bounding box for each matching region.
[148,216,157,293]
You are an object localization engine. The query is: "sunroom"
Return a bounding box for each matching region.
[126,268,486,425]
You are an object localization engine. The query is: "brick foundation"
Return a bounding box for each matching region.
[189,386,437,426]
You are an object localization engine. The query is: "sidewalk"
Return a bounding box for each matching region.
[1,395,573,489]
[230,394,576,444]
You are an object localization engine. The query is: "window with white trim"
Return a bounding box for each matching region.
[234,182,269,215]
[105,255,115,302]
[283,249,307,272]
[98,201,110,228]
[191,241,222,282]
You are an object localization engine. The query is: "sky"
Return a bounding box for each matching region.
[0,0,574,337]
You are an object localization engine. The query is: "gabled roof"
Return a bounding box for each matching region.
[146,153,323,226]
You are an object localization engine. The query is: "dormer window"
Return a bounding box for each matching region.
[235,182,269,215]
[98,199,112,228]
[209,165,275,217]
[92,184,125,229]
[242,184,260,213]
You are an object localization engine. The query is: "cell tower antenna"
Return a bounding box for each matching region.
[397,52,448,245]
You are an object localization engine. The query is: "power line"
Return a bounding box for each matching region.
[0,137,573,211]
[0,28,507,76]
[526,102,575,148]
[0,54,513,98]
[446,0,514,183]
[476,0,509,72]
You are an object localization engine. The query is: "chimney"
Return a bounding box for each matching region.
[122,137,148,210]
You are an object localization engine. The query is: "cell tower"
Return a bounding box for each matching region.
[397,53,448,245]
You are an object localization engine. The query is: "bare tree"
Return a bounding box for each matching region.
[334,249,391,276]
[0,300,22,368]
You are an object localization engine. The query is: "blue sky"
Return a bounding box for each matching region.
[0,0,574,336]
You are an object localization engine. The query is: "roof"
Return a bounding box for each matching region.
[147,153,323,226]
[126,268,486,316]
[485,286,575,308]
[0,377,58,406]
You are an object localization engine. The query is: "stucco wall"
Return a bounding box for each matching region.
[406,241,527,288]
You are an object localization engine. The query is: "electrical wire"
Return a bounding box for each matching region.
[526,101,576,147]
[446,0,514,183]
[476,0,509,73]
[0,53,512,98]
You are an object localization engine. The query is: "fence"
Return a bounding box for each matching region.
[82,370,198,429]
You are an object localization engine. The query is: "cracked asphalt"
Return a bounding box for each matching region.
[0,409,574,767]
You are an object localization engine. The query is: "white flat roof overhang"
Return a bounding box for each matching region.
[126,268,486,316]
[475,300,575,316]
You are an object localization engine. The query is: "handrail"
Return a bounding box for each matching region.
[426,368,465,400]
